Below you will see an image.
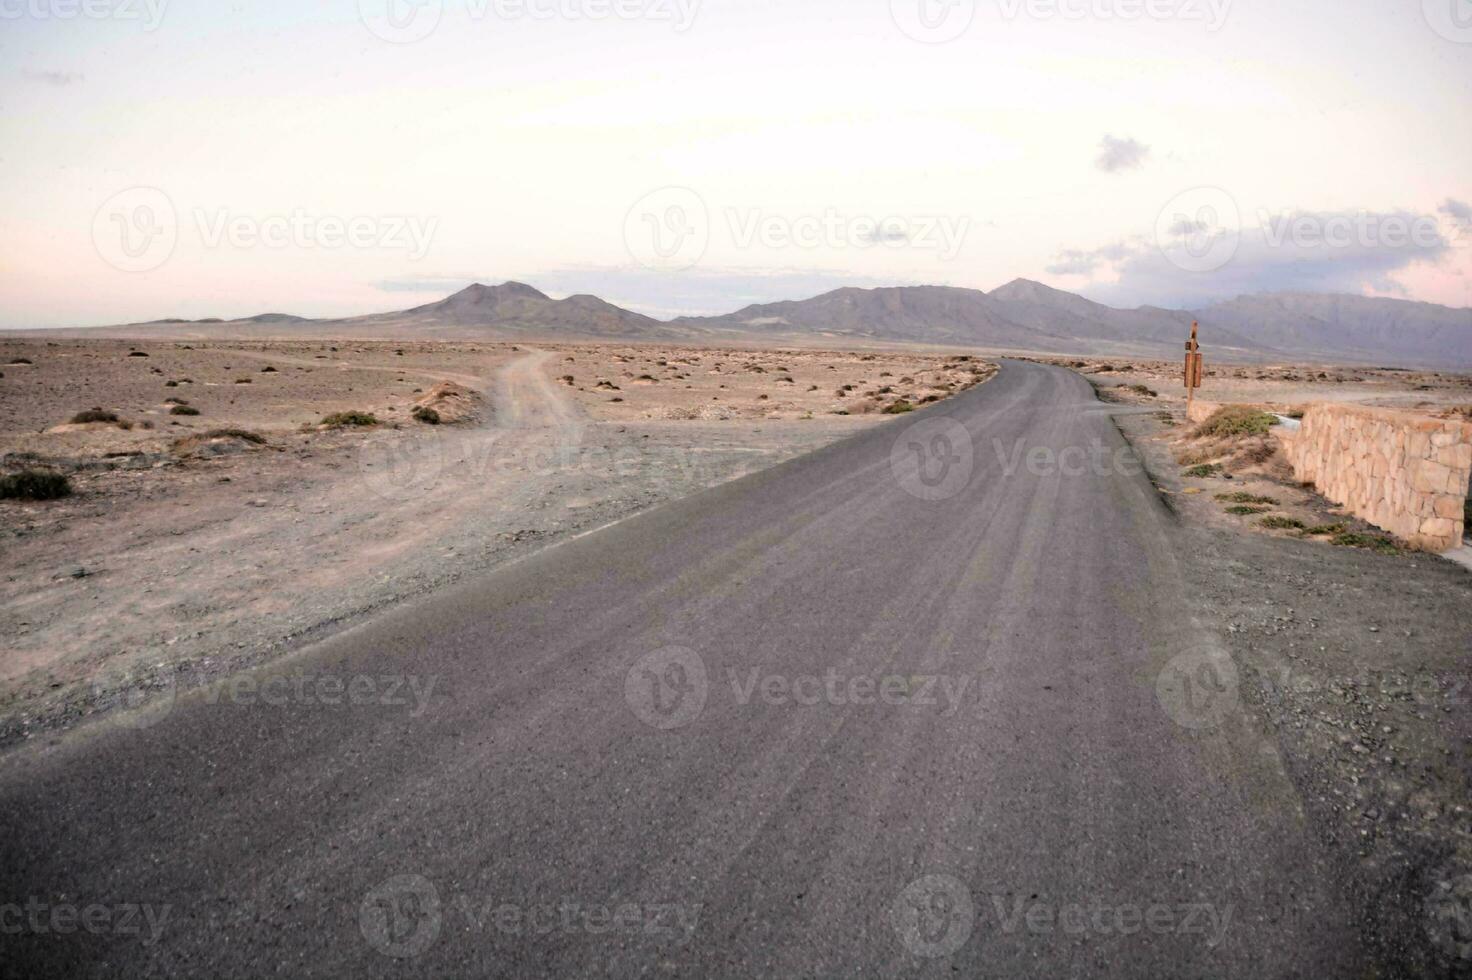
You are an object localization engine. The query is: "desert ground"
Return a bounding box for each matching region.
[0,337,993,742]
[3,338,1470,974]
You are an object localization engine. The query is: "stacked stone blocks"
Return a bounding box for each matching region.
[1282,403,1471,551]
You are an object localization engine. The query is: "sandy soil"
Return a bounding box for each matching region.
[0,339,992,743]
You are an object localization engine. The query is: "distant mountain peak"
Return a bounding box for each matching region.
[447,281,549,303]
[990,278,1079,302]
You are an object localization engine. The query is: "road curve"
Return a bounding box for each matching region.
[0,361,1363,978]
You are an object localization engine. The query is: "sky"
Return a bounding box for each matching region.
[1,0,1470,327]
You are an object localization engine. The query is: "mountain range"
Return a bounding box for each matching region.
[37,279,1472,367]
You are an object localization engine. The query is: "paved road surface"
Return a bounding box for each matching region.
[0,361,1364,977]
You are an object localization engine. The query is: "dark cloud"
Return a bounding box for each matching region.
[1055,209,1454,308]
[1441,198,1472,240]
[1095,135,1150,174]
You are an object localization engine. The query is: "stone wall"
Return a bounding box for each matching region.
[1281,403,1472,551]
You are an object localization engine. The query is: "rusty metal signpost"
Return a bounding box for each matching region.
[1184,320,1204,415]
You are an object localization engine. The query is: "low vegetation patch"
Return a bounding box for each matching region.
[882,400,916,414]
[1225,505,1269,515]
[1128,384,1157,397]
[1330,531,1401,554]
[1191,405,1280,438]
[0,469,72,501]
[170,428,267,455]
[411,405,440,424]
[1258,515,1306,530]
[169,404,201,416]
[1183,463,1223,478]
[201,428,265,444]
[67,407,133,429]
[320,411,379,428]
[1302,523,1347,536]
[1215,491,1278,505]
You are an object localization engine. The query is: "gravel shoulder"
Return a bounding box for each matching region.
[1116,405,1472,976]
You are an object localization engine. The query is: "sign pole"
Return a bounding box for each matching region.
[1184,321,1202,417]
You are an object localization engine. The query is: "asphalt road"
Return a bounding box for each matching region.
[0,361,1365,977]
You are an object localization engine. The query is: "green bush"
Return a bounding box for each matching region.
[0,469,71,501]
[882,400,916,414]
[1225,505,1268,515]
[1258,515,1306,530]
[411,405,441,424]
[1183,463,1222,478]
[320,411,379,428]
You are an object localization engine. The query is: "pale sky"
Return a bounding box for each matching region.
[2,0,1470,327]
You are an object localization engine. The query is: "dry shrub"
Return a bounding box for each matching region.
[1191,405,1279,438]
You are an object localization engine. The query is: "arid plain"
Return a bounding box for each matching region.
[0,337,993,741]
